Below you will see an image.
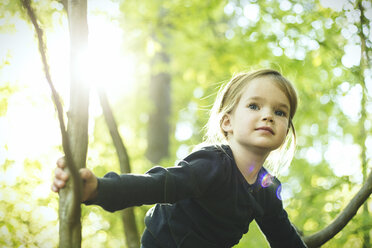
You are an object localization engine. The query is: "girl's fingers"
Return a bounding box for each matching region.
[52,163,97,202]
[51,184,58,192]
[55,167,69,180]
[79,168,91,180]
[51,178,66,192]
[56,157,66,168]
[52,157,70,193]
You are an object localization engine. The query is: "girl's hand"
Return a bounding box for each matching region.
[51,157,98,202]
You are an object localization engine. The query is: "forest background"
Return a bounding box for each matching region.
[1,0,372,247]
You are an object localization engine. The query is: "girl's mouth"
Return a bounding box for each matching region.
[255,127,274,135]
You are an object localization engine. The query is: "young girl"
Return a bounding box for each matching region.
[52,69,307,248]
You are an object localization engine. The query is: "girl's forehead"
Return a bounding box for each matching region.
[242,77,283,94]
[240,77,290,104]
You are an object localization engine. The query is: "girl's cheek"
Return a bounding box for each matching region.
[279,122,289,134]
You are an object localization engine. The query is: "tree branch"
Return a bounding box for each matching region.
[97,88,140,248]
[303,170,372,248]
[98,89,132,173]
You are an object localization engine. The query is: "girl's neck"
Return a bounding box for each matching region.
[228,141,270,185]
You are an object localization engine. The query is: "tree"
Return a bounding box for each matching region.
[20,1,141,247]
[21,0,89,247]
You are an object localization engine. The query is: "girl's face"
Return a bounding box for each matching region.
[222,76,290,153]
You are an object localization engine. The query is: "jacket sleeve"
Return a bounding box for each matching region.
[84,148,226,212]
[255,179,307,248]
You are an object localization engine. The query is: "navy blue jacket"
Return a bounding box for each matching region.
[85,145,307,247]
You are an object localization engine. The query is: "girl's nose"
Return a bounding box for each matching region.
[262,112,274,122]
[262,116,274,122]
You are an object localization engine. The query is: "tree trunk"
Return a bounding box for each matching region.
[59,0,89,247]
[98,89,140,248]
[146,48,171,164]
[20,0,88,247]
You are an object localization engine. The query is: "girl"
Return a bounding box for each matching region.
[52,69,307,248]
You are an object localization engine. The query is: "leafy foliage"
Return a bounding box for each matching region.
[1,0,371,247]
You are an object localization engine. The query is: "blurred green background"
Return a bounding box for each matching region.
[0,0,371,247]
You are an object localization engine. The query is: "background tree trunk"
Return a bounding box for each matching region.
[98,89,140,248]
[146,48,171,164]
[58,0,89,247]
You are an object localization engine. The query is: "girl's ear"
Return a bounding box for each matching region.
[221,114,233,134]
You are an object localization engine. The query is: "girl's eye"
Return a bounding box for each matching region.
[248,103,259,110]
[275,110,287,117]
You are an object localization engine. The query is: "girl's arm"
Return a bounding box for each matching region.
[256,208,307,248]
[84,148,226,212]
[254,180,307,248]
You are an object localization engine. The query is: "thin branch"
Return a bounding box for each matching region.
[20,0,81,214]
[98,88,131,173]
[97,88,140,248]
[303,170,372,248]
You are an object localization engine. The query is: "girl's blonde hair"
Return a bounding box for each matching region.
[204,69,298,176]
